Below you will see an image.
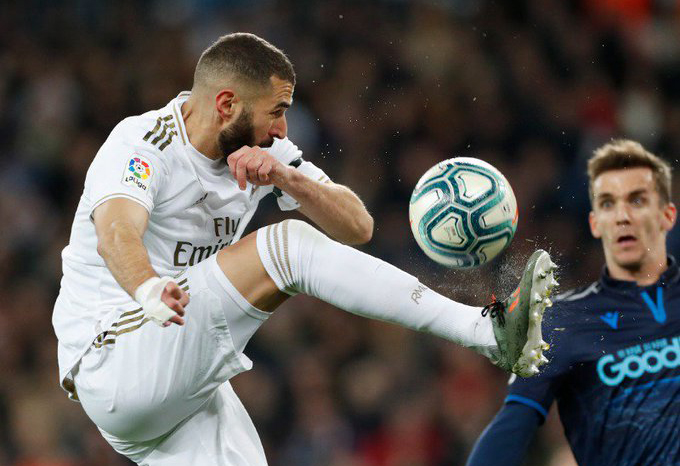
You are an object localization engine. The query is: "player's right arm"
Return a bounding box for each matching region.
[465,402,543,466]
[93,198,155,297]
[86,118,188,326]
[93,198,187,326]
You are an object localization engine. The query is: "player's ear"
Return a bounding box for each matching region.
[661,201,677,232]
[215,89,239,122]
[589,210,602,238]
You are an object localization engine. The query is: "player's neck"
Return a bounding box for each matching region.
[181,97,221,160]
[606,251,668,287]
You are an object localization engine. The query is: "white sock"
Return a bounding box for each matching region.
[256,220,498,358]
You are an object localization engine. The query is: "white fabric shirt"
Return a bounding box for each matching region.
[53,92,327,388]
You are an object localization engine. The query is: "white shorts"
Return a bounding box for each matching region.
[72,255,269,465]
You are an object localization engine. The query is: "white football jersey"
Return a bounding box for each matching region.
[53,92,328,387]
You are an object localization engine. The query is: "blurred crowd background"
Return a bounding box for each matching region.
[2,0,680,465]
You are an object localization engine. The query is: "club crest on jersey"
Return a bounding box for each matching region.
[123,154,153,191]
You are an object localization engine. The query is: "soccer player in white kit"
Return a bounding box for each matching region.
[53,33,557,465]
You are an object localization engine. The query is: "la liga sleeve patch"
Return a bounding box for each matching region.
[122,154,154,191]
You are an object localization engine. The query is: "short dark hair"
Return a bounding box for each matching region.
[587,139,672,204]
[193,33,295,91]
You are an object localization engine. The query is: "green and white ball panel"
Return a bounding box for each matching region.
[429,213,466,247]
[409,157,518,269]
[453,169,493,203]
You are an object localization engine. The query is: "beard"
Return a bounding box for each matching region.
[218,109,255,159]
[217,108,274,160]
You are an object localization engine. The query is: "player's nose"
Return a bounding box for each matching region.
[269,115,287,139]
[614,202,631,223]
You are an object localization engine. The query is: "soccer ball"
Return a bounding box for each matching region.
[409,157,518,268]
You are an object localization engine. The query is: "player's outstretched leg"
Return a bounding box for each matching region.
[480,250,557,377]
[241,219,556,375]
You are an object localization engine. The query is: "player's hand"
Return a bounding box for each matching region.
[134,276,189,327]
[160,281,189,327]
[227,145,288,190]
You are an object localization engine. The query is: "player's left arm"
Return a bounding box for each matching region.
[278,170,373,245]
[228,145,374,245]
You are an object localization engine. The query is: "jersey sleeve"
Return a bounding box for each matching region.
[276,160,331,211]
[265,137,331,211]
[465,402,542,466]
[85,120,169,217]
[505,311,570,420]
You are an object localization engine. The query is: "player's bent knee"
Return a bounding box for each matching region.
[286,218,327,239]
[255,219,329,295]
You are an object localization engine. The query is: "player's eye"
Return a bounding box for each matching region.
[631,195,646,206]
[600,199,613,209]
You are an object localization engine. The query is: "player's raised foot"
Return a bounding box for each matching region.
[482,250,557,377]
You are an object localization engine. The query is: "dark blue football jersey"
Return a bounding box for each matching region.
[507,257,680,466]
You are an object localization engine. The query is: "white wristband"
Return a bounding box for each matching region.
[276,161,330,211]
[267,137,303,165]
[297,160,329,183]
[134,276,176,326]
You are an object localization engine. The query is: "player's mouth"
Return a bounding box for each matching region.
[616,234,638,247]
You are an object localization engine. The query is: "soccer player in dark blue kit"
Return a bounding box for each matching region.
[466,139,680,466]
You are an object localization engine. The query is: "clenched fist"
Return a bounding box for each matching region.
[227,145,288,190]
